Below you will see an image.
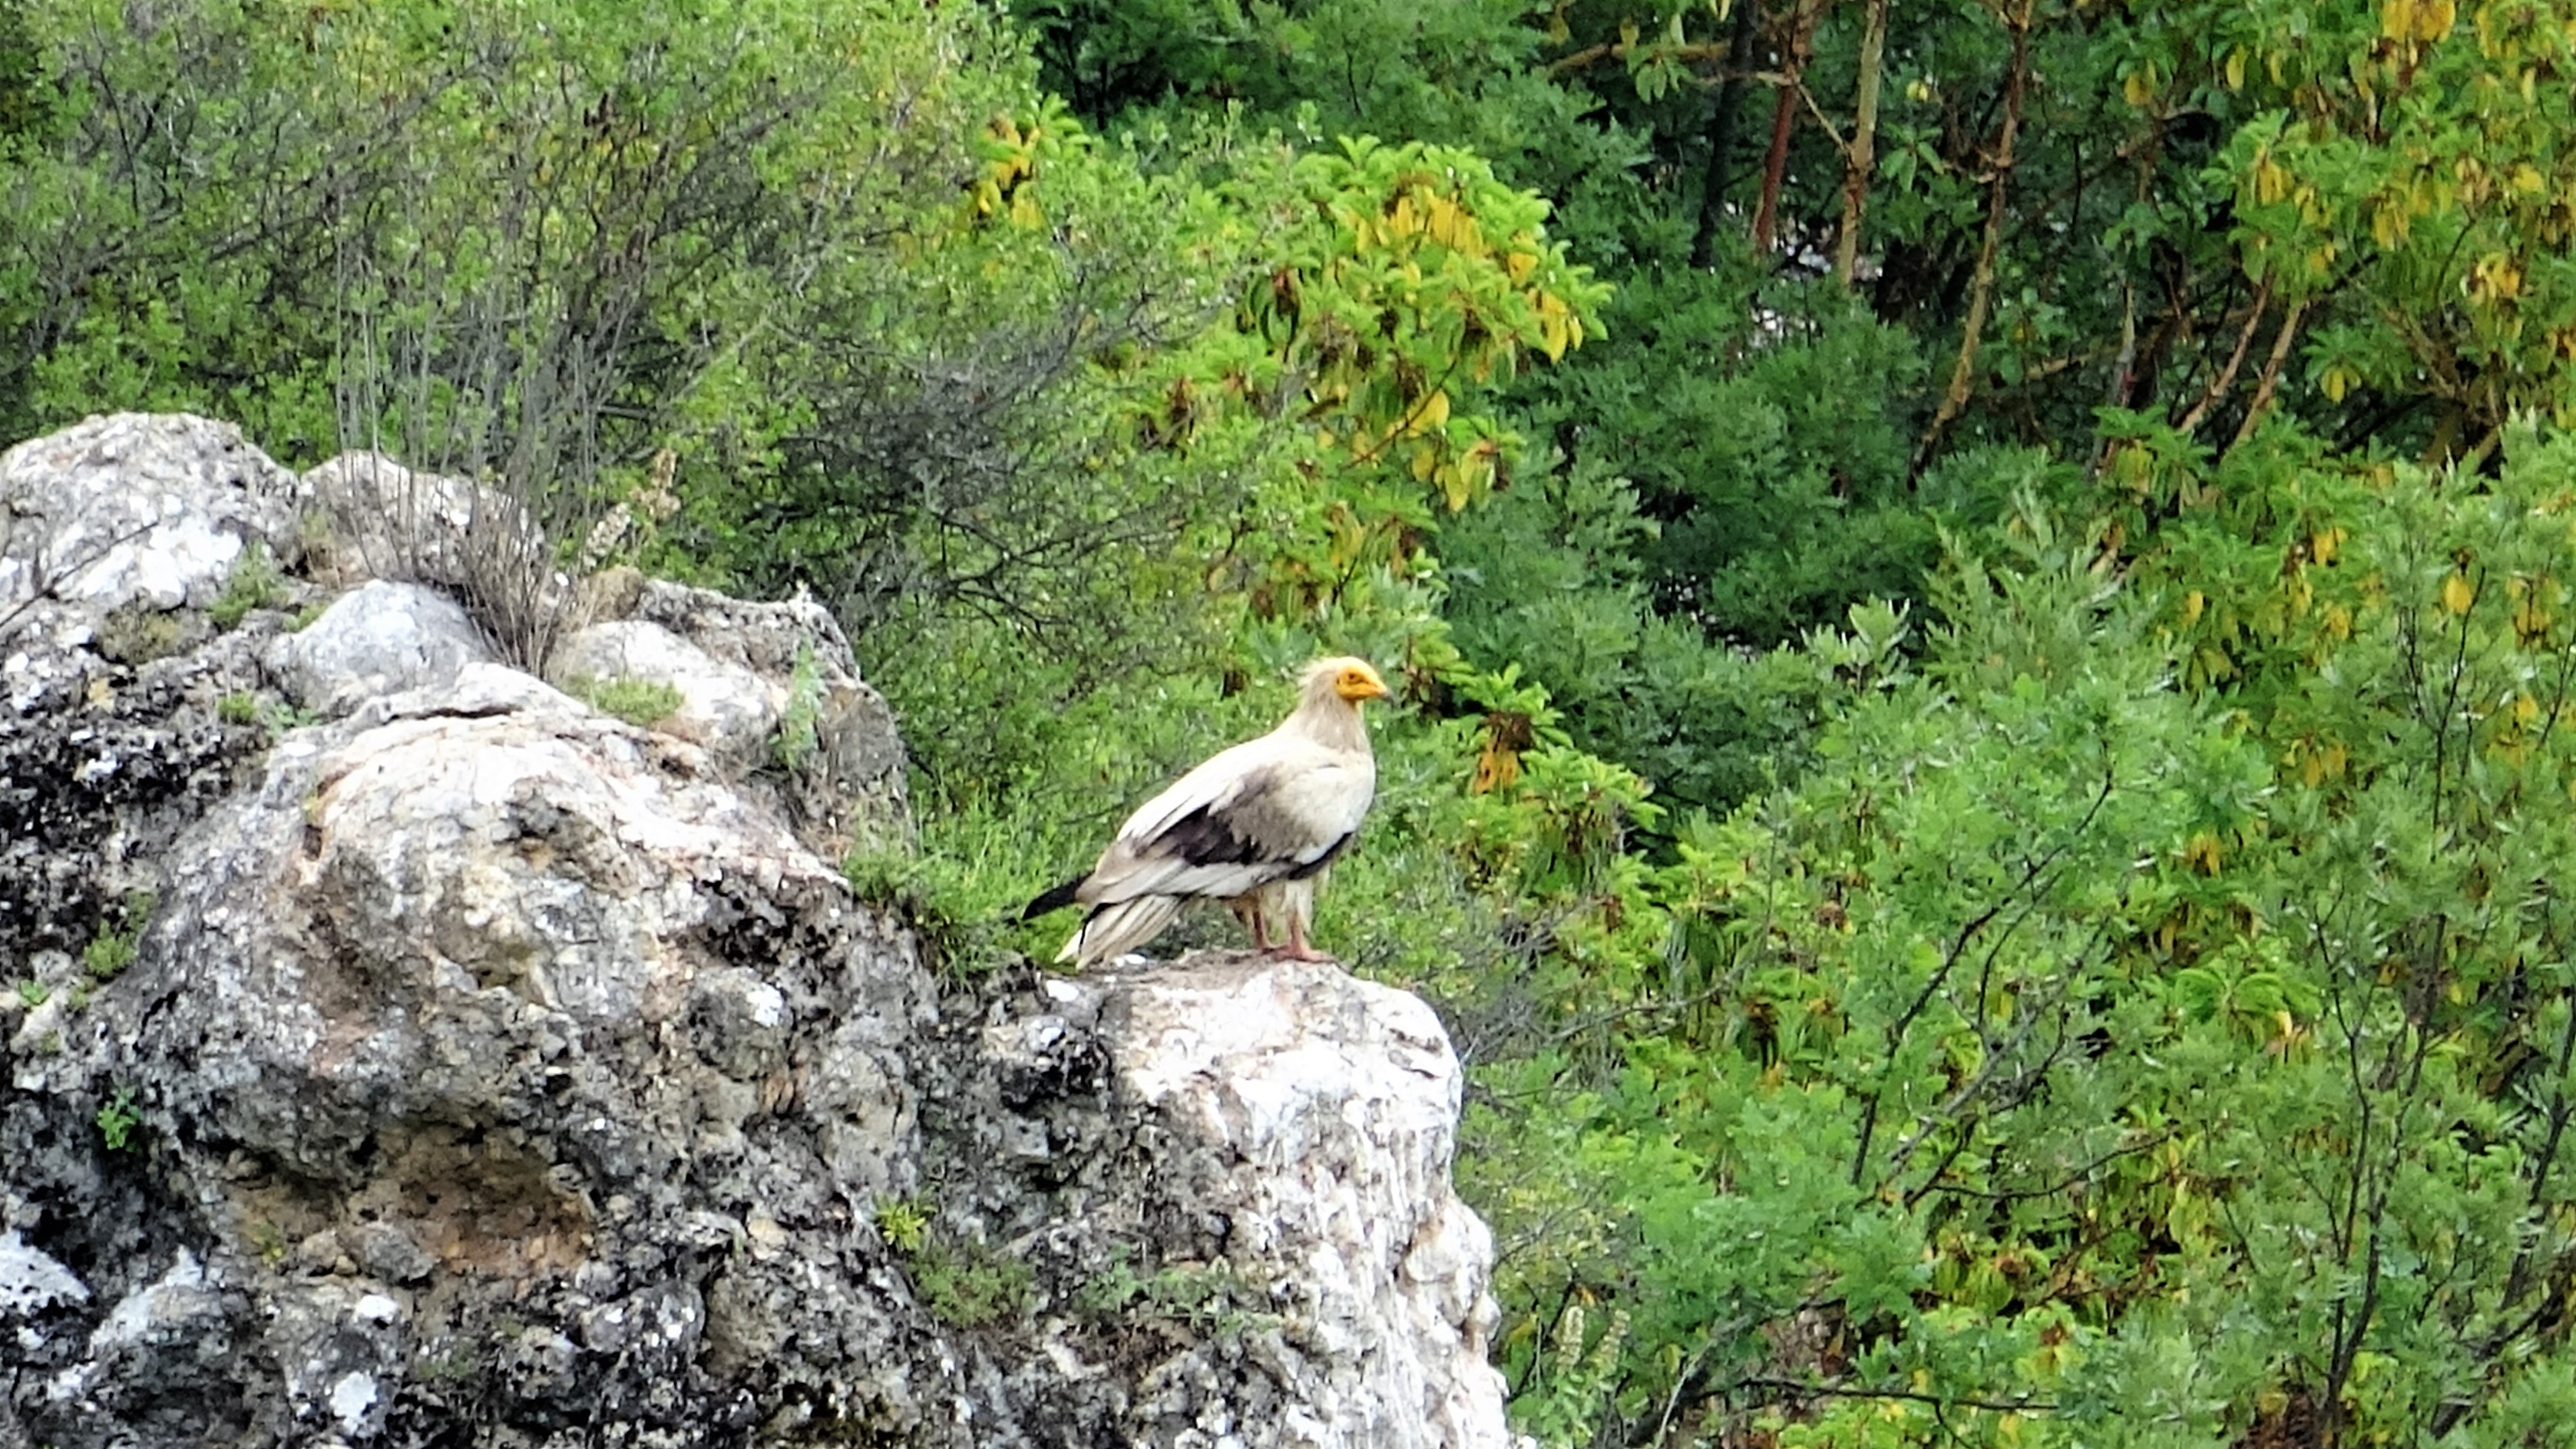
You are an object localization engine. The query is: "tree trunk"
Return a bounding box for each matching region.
[1751,0,1820,254]
[1910,0,2032,475]
[1689,0,1766,270]
[1832,0,1890,286]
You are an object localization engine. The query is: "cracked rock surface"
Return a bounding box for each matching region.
[0,415,1515,1447]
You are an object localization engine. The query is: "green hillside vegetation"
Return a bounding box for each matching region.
[10,0,2576,1441]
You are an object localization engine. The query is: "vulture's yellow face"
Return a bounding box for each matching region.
[1331,660,1391,703]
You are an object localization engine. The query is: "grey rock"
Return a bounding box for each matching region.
[0,1228,88,1317]
[626,578,911,852]
[0,413,301,629]
[547,619,777,763]
[346,1222,435,1287]
[925,958,1513,1449]
[268,580,492,716]
[303,452,532,596]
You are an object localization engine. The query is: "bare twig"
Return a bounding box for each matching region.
[2227,298,2309,448]
[2173,280,2270,433]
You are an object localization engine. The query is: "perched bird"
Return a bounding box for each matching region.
[1023,657,1388,967]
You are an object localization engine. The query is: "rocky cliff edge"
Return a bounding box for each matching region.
[0,414,1512,1449]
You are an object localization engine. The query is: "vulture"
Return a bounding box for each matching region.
[1024,657,1388,966]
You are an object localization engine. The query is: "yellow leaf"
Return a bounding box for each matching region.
[2254,157,2290,206]
[2443,571,2475,614]
[2384,0,2417,41]
[1441,461,1475,511]
[1410,442,1439,481]
[2225,48,2247,89]
[1506,250,1537,282]
[2186,832,2224,874]
[2313,526,2345,564]
[2184,589,2207,625]
[1425,196,1460,248]
[1536,295,1572,362]
[2123,68,2154,107]
[1417,389,1451,432]
[2418,0,2455,41]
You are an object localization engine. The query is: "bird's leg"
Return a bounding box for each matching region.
[1232,898,1275,951]
[1281,911,1331,963]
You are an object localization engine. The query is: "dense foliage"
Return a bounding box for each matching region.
[12,0,2576,1442]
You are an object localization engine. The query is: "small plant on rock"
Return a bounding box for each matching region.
[912,1238,1036,1331]
[567,673,684,729]
[260,700,322,735]
[874,1198,931,1254]
[95,1086,141,1150]
[81,890,157,981]
[772,645,825,771]
[207,541,285,627]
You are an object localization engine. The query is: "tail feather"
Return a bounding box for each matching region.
[1020,875,1084,923]
[1058,895,1182,967]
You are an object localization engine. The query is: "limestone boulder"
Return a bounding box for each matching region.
[0,413,302,630]
[268,580,493,717]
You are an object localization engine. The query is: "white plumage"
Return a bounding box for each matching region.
[1026,657,1387,967]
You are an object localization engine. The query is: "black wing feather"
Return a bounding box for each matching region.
[1152,801,1265,867]
[1020,875,1085,921]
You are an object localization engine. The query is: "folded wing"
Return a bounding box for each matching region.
[1095,739,1364,884]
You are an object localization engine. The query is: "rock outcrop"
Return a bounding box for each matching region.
[0,415,1512,1447]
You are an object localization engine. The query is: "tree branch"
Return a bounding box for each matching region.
[1833,0,1890,287]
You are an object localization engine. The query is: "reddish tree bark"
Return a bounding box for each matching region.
[1750,0,1821,253]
